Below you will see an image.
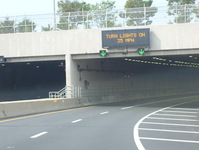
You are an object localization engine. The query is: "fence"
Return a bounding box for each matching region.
[0,4,199,34]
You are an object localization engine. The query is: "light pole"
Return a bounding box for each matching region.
[53,0,57,30]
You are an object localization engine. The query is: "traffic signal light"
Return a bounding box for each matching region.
[99,50,107,57]
[138,48,145,55]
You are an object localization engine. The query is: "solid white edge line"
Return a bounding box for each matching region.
[100,111,109,115]
[168,108,199,111]
[147,117,198,121]
[139,128,199,134]
[152,113,197,117]
[71,119,82,123]
[140,137,199,144]
[142,121,199,127]
[161,110,198,114]
[30,132,48,139]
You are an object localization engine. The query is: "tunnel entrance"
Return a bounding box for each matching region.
[0,60,65,101]
[72,54,199,100]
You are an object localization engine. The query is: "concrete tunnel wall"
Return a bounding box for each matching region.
[67,57,199,103]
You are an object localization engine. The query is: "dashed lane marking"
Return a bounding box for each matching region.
[100,111,109,115]
[121,106,133,110]
[30,132,48,139]
[71,119,82,123]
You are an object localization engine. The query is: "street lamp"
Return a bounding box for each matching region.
[53,0,57,30]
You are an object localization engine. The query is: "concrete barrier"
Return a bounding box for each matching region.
[1,89,199,119]
[0,98,86,119]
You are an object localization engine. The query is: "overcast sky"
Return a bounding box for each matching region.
[0,0,170,16]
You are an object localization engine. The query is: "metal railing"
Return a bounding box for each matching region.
[49,86,81,99]
[0,4,199,34]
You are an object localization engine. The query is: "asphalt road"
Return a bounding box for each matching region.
[0,95,199,150]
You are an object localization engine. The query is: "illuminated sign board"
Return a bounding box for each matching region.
[102,28,150,48]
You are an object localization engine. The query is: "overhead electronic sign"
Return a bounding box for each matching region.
[102,28,150,49]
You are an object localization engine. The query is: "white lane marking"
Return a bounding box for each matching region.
[140,137,199,144]
[147,117,198,121]
[152,113,197,117]
[142,122,199,127]
[6,146,15,149]
[134,99,199,150]
[100,111,109,115]
[161,110,198,114]
[168,108,199,111]
[30,132,48,139]
[134,107,168,150]
[121,106,133,110]
[139,128,199,134]
[71,119,82,123]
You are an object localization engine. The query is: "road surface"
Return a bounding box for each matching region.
[0,95,199,150]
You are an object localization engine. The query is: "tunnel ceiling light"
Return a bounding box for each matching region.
[1,64,5,67]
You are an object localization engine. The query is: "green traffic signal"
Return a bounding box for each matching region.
[99,50,107,56]
[138,48,145,55]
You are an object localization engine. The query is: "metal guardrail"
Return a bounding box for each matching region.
[0,4,199,34]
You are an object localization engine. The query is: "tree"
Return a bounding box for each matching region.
[90,0,116,28]
[123,0,157,26]
[16,18,36,33]
[57,0,91,30]
[167,0,195,5]
[0,17,15,34]
[167,0,196,23]
[57,0,116,30]
[42,24,53,31]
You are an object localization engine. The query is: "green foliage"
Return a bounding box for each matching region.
[123,0,157,26]
[57,0,92,30]
[91,0,115,10]
[16,18,36,33]
[42,24,53,31]
[125,0,153,8]
[57,0,116,30]
[167,0,196,23]
[0,17,15,34]
[91,0,116,28]
[167,0,195,5]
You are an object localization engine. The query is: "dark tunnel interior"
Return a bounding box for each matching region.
[0,60,66,101]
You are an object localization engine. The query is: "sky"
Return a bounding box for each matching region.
[0,0,168,16]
